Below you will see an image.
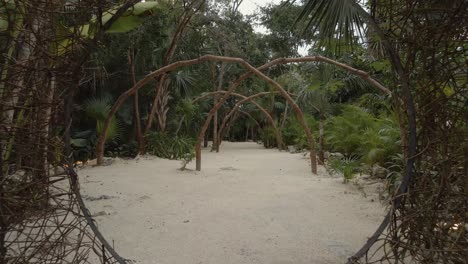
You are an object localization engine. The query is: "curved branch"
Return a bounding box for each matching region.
[192,91,282,150]
[214,91,282,151]
[96,55,390,169]
[237,110,261,131]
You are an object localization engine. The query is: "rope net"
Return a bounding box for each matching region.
[0,0,130,263]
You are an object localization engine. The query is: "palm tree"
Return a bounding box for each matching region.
[297,88,331,163]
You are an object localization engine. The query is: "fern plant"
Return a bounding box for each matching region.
[146,132,195,163]
[325,104,400,166]
[328,156,360,182]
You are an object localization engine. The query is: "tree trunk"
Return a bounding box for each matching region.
[156,81,170,132]
[203,133,208,148]
[211,62,226,152]
[251,126,255,142]
[144,1,203,138]
[245,124,249,141]
[212,107,218,151]
[145,75,164,134]
[281,101,289,131]
[318,114,325,164]
[220,112,240,146]
[128,49,144,153]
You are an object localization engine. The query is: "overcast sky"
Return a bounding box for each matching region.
[238,0,281,16]
[237,0,281,34]
[238,0,309,55]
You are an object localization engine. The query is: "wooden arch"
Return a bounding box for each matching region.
[95,55,390,176]
[192,91,283,151]
[216,91,282,151]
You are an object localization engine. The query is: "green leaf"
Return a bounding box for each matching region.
[325,79,345,91]
[106,16,144,33]
[307,82,321,91]
[297,0,365,51]
[443,86,455,97]
[0,18,7,32]
[0,0,18,32]
[371,60,391,72]
[71,138,89,147]
[73,130,94,138]
[79,24,93,37]
[98,2,160,33]
[130,2,160,16]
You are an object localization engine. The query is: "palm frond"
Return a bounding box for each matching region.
[297,0,366,49]
[171,70,195,97]
[83,96,112,120]
[273,101,285,111]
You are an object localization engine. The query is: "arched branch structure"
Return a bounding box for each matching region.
[237,110,261,131]
[194,70,320,173]
[216,91,282,151]
[192,91,283,151]
[95,55,391,175]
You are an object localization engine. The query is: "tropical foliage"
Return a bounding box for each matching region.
[1,0,464,261]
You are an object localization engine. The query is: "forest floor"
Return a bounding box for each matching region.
[79,142,386,264]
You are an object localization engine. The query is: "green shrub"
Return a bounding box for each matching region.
[83,96,121,142]
[281,115,318,150]
[328,156,360,182]
[146,132,195,163]
[325,105,400,166]
[260,126,277,148]
[385,153,404,193]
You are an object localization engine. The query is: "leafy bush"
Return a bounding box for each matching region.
[385,153,404,193]
[281,114,318,150]
[71,130,97,162]
[105,140,139,158]
[83,96,122,142]
[328,156,360,182]
[146,132,195,163]
[325,105,399,166]
[260,126,277,148]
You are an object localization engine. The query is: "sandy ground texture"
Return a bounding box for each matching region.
[79,142,386,264]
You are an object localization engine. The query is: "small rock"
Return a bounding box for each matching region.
[371,164,388,179]
[183,220,190,223]
[380,193,389,201]
[330,152,344,159]
[93,211,107,217]
[287,145,297,153]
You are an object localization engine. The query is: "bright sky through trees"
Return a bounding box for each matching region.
[239,0,309,55]
[238,0,281,16]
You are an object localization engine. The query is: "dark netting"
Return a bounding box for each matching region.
[347,1,468,263]
[0,0,136,263]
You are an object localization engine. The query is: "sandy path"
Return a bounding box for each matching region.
[79,142,385,264]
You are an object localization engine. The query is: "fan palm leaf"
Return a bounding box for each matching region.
[83,96,121,142]
[297,0,366,48]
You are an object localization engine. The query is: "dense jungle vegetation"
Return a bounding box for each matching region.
[66,1,404,185]
[0,0,466,263]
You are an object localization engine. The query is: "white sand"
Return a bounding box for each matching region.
[79,142,385,264]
